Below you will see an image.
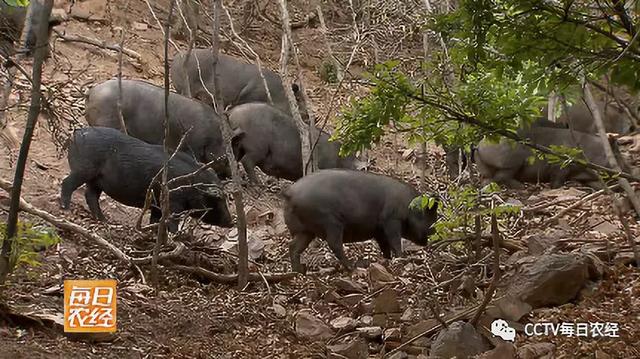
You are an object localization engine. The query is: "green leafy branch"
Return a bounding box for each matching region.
[0,221,60,269]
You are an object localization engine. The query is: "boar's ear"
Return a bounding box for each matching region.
[291,83,300,93]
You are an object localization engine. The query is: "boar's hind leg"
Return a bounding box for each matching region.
[60,173,88,209]
[84,182,106,221]
[240,156,260,184]
[324,225,353,271]
[289,232,314,273]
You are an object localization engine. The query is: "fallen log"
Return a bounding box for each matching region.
[170,264,299,283]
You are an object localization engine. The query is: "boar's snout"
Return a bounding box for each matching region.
[407,201,439,246]
[197,186,234,228]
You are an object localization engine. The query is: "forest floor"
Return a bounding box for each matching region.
[0,0,639,358]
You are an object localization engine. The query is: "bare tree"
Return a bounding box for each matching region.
[1,0,54,285]
[151,0,177,291]
[582,79,640,218]
[276,0,314,176]
[210,0,249,289]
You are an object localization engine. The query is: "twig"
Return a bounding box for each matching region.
[116,26,127,135]
[169,264,298,283]
[220,1,273,105]
[543,183,620,225]
[143,0,180,51]
[471,212,501,326]
[614,200,640,267]
[52,29,144,64]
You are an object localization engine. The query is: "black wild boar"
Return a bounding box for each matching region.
[475,126,625,188]
[60,127,234,232]
[228,103,358,182]
[445,118,569,178]
[547,100,633,134]
[171,50,296,115]
[85,79,230,177]
[283,169,439,273]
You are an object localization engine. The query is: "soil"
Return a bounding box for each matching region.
[0,1,639,358]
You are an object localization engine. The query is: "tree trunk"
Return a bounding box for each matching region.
[582,80,640,218]
[210,0,249,289]
[547,91,557,122]
[276,0,313,176]
[1,0,53,285]
[152,0,176,292]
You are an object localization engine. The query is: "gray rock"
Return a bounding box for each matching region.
[430,321,489,359]
[327,337,368,359]
[374,289,401,314]
[295,310,334,341]
[507,253,603,308]
[517,342,555,359]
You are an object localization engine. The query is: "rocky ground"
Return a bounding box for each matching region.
[0,0,639,358]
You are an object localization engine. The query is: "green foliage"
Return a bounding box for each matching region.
[410,194,438,211]
[1,221,60,270]
[430,183,521,242]
[319,60,338,84]
[3,0,30,7]
[334,61,414,155]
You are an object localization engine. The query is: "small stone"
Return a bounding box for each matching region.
[384,327,401,341]
[400,308,414,321]
[334,278,366,294]
[388,351,408,359]
[430,321,489,358]
[359,315,374,326]
[327,337,368,359]
[324,290,342,303]
[295,310,334,341]
[372,313,387,328]
[132,21,148,31]
[342,293,365,307]
[356,326,382,339]
[330,316,358,331]
[478,341,516,359]
[517,342,555,359]
[374,289,400,314]
[369,263,395,289]
[272,304,286,318]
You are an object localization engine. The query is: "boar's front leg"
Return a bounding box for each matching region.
[380,219,403,258]
[60,172,87,209]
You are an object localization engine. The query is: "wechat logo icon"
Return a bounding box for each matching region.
[491,319,516,342]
